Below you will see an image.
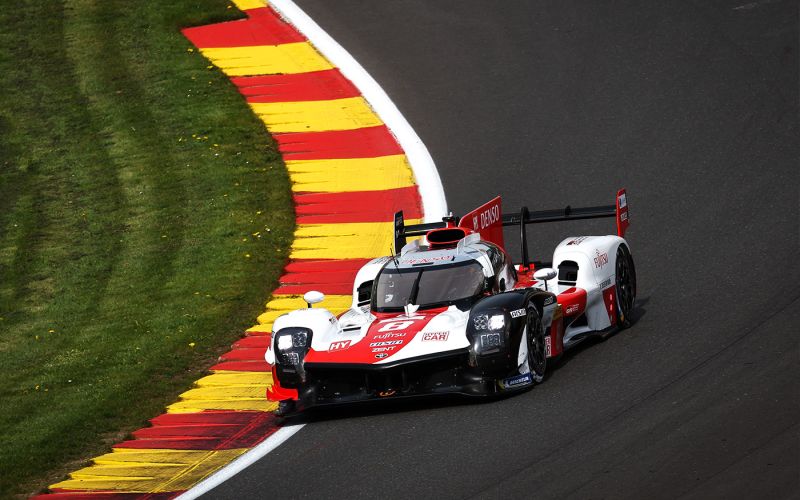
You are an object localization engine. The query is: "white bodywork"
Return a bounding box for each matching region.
[542,234,629,345]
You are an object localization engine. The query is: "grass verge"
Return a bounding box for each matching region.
[0,1,293,497]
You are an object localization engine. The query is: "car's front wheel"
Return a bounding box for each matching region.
[526,305,547,383]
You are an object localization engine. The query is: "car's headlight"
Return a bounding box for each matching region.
[272,327,313,388]
[473,313,506,331]
[480,332,502,349]
[276,329,309,351]
[283,352,300,365]
[469,311,510,358]
[277,335,293,351]
[291,330,308,347]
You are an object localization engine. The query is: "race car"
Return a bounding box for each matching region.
[265,190,636,414]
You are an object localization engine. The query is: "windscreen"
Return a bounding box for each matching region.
[375,261,486,311]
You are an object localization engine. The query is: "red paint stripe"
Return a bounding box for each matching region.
[134,424,241,439]
[219,347,267,361]
[219,348,267,362]
[294,186,422,223]
[276,280,355,296]
[274,258,373,295]
[232,69,360,103]
[274,283,353,295]
[284,258,372,273]
[114,411,280,451]
[276,280,353,295]
[114,438,226,450]
[150,410,266,425]
[118,430,279,450]
[182,7,304,48]
[210,360,270,372]
[232,335,270,348]
[275,125,403,160]
[281,268,358,286]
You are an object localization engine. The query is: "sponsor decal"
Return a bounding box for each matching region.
[620,211,628,222]
[369,340,404,347]
[619,193,627,208]
[594,250,609,269]
[545,337,552,357]
[372,346,397,353]
[471,204,501,230]
[375,352,389,359]
[543,296,554,306]
[422,331,449,341]
[373,332,406,340]
[510,308,526,318]
[378,390,396,397]
[502,372,533,389]
[566,304,580,315]
[566,236,589,246]
[599,278,612,289]
[328,340,351,352]
[399,255,454,265]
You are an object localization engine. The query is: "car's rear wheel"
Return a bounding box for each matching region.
[615,244,637,328]
[526,306,547,383]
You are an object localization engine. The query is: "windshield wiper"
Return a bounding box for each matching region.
[408,269,424,307]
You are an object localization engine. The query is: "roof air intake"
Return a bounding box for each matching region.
[426,227,469,248]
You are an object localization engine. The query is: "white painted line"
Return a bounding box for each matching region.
[270,0,448,223]
[180,2,449,497]
[176,423,305,500]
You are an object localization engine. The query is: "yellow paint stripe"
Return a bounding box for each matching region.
[179,386,266,401]
[167,399,278,414]
[290,220,420,260]
[51,448,247,492]
[166,370,276,414]
[257,294,352,327]
[195,370,272,387]
[286,155,415,192]
[249,97,382,133]
[232,0,266,10]
[200,42,332,77]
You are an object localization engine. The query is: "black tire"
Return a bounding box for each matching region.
[615,244,637,328]
[526,304,547,383]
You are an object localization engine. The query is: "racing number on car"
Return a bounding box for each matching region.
[378,320,415,332]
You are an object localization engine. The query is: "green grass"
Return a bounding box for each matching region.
[0,1,294,497]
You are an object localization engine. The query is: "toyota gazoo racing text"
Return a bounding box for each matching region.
[265,190,636,415]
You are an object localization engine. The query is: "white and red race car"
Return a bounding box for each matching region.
[265,190,636,414]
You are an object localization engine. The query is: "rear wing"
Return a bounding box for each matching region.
[394,189,630,264]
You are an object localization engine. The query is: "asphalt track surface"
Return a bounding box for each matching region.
[210,2,799,498]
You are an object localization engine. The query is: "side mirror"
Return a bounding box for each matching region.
[533,268,557,292]
[533,268,557,281]
[303,290,325,308]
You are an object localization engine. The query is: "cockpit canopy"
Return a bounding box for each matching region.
[373,260,486,312]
